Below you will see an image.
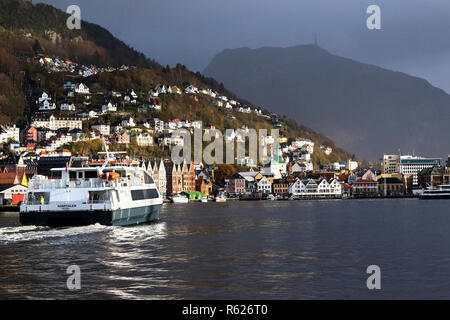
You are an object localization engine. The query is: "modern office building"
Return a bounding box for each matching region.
[398,155,441,186]
[382,154,400,174]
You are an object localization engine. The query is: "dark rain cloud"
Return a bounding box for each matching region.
[39,0,450,92]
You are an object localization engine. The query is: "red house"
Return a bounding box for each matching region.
[26,126,38,142]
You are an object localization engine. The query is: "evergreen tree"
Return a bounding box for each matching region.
[32,39,43,54]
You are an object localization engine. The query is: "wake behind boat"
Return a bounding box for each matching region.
[19,143,163,227]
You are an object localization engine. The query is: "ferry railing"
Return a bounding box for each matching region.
[24,199,112,205]
[29,176,145,190]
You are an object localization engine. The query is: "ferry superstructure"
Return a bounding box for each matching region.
[20,147,163,227]
[419,184,450,200]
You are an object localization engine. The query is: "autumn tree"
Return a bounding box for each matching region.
[213,164,237,185]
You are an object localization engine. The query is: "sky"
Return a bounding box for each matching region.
[38,0,450,93]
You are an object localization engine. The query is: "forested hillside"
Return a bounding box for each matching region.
[0,0,353,166]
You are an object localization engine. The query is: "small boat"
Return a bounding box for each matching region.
[419,184,450,200]
[215,194,227,202]
[201,197,208,203]
[172,194,189,203]
[267,194,276,201]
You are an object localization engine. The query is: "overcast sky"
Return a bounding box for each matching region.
[39,0,450,93]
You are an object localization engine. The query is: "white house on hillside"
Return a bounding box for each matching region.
[60,103,76,111]
[0,124,20,143]
[92,122,110,136]
[39,100,56,111]
[185,85,198,94]
[135,133,153,146]
[121,117,136,127]
[74,83,90,94]
[130,89,138,99]
[102,102,117,113]
[38,92,52,103]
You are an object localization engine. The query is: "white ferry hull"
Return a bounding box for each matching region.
[20,204,162,227]
[419,194,450,200]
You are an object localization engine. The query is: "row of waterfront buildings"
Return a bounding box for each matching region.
[0,149,448,204]
[382,154,449,188]
[224,154,450,199]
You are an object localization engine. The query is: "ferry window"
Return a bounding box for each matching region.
[85,171,98,179]
[143,172,154,184]
[51,171,62,179]
[89,191,110,202]
[131,189,159,200]
[28,192,50,205]
[69,171,77,179]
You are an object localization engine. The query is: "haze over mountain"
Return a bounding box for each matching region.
[38,0,450,94]
[204,45,450,160]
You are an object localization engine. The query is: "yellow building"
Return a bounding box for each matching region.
[377,173,411,196]
[172,86,182,95]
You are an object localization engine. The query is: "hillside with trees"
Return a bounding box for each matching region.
[0,0,353,166]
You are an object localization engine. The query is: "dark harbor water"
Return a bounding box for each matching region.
[0,199,449,299]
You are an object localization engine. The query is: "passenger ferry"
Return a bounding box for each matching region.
[419,184,450,200]
[20,145,163,227]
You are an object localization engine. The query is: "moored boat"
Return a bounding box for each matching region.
[419,184,450,199]
[172,194,189,203]
[412,189,425,197]
[215,194,227,202]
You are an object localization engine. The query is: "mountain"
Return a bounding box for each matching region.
[0,0,157,67]
[0,0,352,166]
[204,44,450,160]
[0,0,240,121]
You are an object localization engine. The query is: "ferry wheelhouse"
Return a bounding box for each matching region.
[20,149,163,227]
